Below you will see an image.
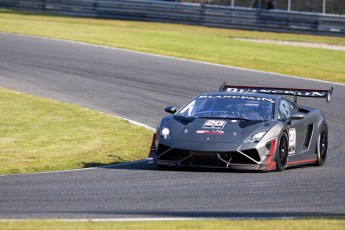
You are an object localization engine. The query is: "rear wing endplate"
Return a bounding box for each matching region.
[219,82,333,103]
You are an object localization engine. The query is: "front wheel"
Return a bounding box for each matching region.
[316,126,328,166]
[276,133,288,171]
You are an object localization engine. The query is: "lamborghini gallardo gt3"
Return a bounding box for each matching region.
[149,83,333,171]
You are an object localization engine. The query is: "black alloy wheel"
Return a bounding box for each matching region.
[276,133,288,171]
[316,128,328,166]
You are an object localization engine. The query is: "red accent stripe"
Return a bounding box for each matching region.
[266,139,277,171]
[288,159,316,166]
[267,162,276,170]
[148,133,156,158]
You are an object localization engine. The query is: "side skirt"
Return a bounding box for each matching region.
[287,152,317,167]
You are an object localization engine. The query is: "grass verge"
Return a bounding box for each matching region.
[0,87,153,175]
[0,9,345,83]
[0,219,344,230]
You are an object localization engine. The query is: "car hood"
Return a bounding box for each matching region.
[162,116,277,143]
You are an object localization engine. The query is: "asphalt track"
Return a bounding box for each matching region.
[0,33,344,219]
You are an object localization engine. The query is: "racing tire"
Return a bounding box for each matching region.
[315,126,328,166]
[275,133,288,171]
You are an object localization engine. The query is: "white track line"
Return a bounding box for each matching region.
[2,32,344,86]
[0,159,151,177]
[98,111,155,131]
[0,217,299,222]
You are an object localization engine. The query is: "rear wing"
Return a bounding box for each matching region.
[219,82,333,103]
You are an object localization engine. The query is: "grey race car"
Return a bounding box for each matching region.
[149,83,333,171]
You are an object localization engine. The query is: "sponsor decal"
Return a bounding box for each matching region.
[198,95,275,103]
[224,88,327,98]
[202,120,226,129]
[196,130,224,135]
[288,128,296,155]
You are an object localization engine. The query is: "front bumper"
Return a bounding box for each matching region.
[152,136,277,171]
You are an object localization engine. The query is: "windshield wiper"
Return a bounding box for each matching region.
[226,117,270,122]
[223,117,253,121]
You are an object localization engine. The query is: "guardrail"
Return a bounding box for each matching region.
[1,0,344,36]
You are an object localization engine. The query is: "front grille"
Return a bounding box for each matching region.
[191,157,219,167]
[182,151,224,167]
[218,152,234,162]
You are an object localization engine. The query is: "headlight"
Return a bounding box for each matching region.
[161,127,170,139]
[245,131,267,143]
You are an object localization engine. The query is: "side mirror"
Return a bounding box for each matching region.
[290,112,306,120]
[165,106,177,114]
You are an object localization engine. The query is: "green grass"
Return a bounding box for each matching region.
[1,9,345,83]
[0,87,153,175]
[0,219,344,230]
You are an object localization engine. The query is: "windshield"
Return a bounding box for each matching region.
[177,95,275,121]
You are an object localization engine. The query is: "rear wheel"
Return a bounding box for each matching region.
[276,133,288,171]
[316,126,328,166]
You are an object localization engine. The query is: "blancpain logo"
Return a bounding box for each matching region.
[198,95,275,103]
[225,88,327,97]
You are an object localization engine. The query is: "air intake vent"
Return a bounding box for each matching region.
[241,149,261,162]
[304,124,314,148]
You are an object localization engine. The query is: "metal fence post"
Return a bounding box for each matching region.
[288,0,291,12]
[231,0,234,7]
[42,0,47,11]
[323,0,326,14]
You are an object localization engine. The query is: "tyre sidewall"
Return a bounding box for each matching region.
[276,132,289,171]
[316,125,328,166]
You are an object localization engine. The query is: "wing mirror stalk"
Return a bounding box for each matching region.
[291,112,306,120]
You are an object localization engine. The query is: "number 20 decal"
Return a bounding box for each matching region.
[203,120,226,129]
